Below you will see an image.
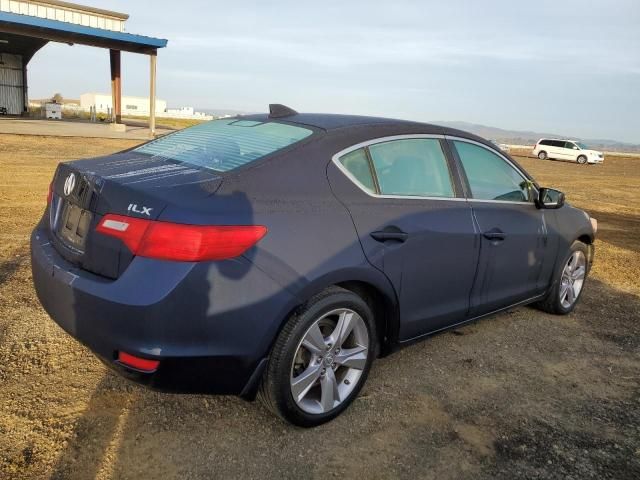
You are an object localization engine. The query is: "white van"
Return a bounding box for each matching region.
[533,139,604,164]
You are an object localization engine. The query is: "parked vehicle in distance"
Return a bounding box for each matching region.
[31,105,598,427]
[533,139,604,164]
[490,139,511,152]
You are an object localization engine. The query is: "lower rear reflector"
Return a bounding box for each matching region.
[117,351,160,372]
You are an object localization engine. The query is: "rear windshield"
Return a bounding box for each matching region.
[134,119,313,172]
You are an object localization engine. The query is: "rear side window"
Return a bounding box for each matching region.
[539,139,551,146]
[454,141,532,202]
[368,139,454,197]
[134,119,313,172]
[339,148,376,193]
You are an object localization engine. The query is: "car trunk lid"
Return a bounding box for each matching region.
[49,151,223,278]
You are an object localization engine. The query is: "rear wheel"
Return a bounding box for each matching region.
[259,287,376,427]
[577,155,588,164]
[536,241,589,315]
[538,151,548,160]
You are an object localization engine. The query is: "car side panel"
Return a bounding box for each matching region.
[326,151,479,341]
[216,134,401,335]
[559,145,572,161]
[468,202,549,314]
[545,204,595,263]
[548,144,563,160]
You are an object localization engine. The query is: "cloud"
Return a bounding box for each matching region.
[163,69,251,81]
[171,29,542,69]
[27,0,640,143]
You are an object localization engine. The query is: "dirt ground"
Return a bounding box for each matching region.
[1,135,638,479]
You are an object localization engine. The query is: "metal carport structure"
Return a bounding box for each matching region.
[0,1,167,135]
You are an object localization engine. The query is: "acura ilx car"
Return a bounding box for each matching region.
[31,105,597,427]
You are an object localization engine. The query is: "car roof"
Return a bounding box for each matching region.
[539,138,579,142]
[237,110,515,162]
[224,111,536,184]
[240,112,447,133]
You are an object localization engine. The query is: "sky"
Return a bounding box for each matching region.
[27,0,640,143]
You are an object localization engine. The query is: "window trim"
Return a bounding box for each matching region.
[362,146,382,194]
[446,136,539,205]
[332,134,465,201]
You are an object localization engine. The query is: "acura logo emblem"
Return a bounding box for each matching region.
[63,173,76,196]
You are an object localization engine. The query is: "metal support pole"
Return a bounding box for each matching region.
[109,49,122,124]
[22,63,28,115]
[149,50,157,137]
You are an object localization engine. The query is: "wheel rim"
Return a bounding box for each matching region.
[578,156,586,164]
[539,152,546,160]
[559,251,586,308]
[290,308,369,415]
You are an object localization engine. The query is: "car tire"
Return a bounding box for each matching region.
[538,151,547,160]
[258,286,376,427]
[577,155,588,164]
[535,240,590,315]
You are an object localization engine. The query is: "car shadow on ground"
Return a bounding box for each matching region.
[47,278,640,480]
[49,376,128,480]
[0,247,28,288]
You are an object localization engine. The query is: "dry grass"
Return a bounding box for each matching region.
[122,115,207,130]
[0,135,638,480]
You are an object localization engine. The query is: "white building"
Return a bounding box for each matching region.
[165,106,213,120]
[80,92,166,116]
[166,106,194,116]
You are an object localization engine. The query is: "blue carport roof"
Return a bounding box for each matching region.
[0,10,167,55]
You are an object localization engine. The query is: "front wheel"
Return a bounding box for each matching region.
[259,287,376,427]
[535,241,590,315]
[577,155,588,164]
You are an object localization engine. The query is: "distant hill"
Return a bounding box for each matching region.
[432,121,640,153]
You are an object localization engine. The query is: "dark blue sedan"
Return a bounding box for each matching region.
[31,105,596,427]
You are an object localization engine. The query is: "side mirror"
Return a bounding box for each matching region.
[536,187,565,209]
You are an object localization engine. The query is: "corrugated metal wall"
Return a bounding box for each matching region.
[0,0,126,32]
[0,53,24,115]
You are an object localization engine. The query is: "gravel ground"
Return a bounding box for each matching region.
[1,135,638,479]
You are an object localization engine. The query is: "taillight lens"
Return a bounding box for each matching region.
[96,214,267,262]
[117,351,159,372]
[47,181,53,204]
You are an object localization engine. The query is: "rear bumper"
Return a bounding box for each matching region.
[31,220,297,397]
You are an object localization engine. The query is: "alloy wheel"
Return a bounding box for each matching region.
[290,308,369,414]
[559,251,586,309]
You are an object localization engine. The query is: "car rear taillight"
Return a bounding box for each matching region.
[96,214,267,262]
[117,351,159,372]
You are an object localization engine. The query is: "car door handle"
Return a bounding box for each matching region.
[483,229,506,241]
[370,230,409,243]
